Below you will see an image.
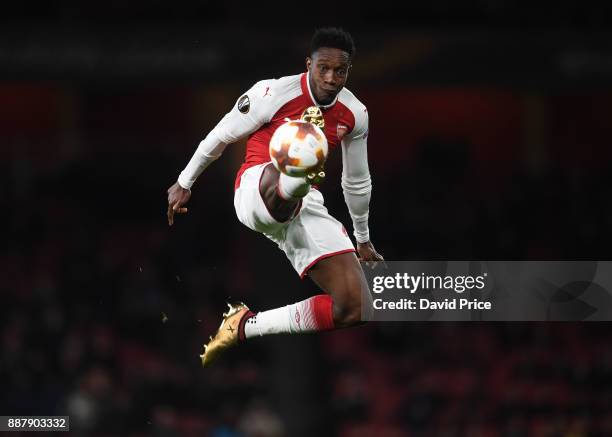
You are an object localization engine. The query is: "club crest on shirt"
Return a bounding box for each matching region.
[237,95,250,114]
[337,124,349,141]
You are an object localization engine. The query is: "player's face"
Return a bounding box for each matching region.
[306,47,351,105]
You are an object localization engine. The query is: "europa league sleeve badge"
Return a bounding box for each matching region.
[237,95,250,114]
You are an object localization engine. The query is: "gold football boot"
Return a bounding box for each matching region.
[301,106,325,129]
[306,167,326,185]
[200,302,250,367]
[300,106,327,185]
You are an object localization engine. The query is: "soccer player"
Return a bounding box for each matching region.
[167,27,383,366]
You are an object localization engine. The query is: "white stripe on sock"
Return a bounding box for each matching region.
[243,297,322,338]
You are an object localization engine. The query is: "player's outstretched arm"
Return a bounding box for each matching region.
[166,81,271,226]
[341,108,383,262]
[167,182,191,226]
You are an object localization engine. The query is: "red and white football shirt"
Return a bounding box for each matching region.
[178,71,372,243]
[226,72,369,189]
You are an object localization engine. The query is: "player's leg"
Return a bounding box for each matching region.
[201,163,361,367]
[200,252,369,368]
[258,164,301,222]
[253,169,368,329]
[200,260,368,366]
[306,252,370,328]
[237,252,369,341]
[259,163,324,222]
[236,252,367,344]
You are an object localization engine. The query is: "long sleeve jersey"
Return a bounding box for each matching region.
[177,71,372,243]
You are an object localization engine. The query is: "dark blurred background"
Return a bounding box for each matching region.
[2,2,612,436]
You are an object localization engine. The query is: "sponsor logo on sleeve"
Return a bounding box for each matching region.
[237,95,250,114]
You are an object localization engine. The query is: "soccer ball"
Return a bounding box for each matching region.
[269,120,328,177]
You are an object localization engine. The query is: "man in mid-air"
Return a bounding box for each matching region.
[167,27,383,366]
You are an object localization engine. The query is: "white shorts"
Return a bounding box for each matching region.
[234,163,355,278]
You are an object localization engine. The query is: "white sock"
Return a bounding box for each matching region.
[243,295,335,338]
[277,172,310,200]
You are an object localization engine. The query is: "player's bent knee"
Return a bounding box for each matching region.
[309,252,371,327]
[332,298,362,327]
[332,268,370,327]
[331,285,363,327]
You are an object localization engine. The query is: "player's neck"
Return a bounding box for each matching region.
[315,95,334,106]
[306,71,338,108]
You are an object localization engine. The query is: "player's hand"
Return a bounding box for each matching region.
[357,241,384,264]
[167,181,191,226]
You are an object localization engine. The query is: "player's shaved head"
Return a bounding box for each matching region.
[306,28,355,105]
[310,27,355,59]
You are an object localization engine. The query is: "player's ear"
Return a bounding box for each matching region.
[306,57,312,71]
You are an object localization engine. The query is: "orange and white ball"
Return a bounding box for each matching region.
[269,120,328,177]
